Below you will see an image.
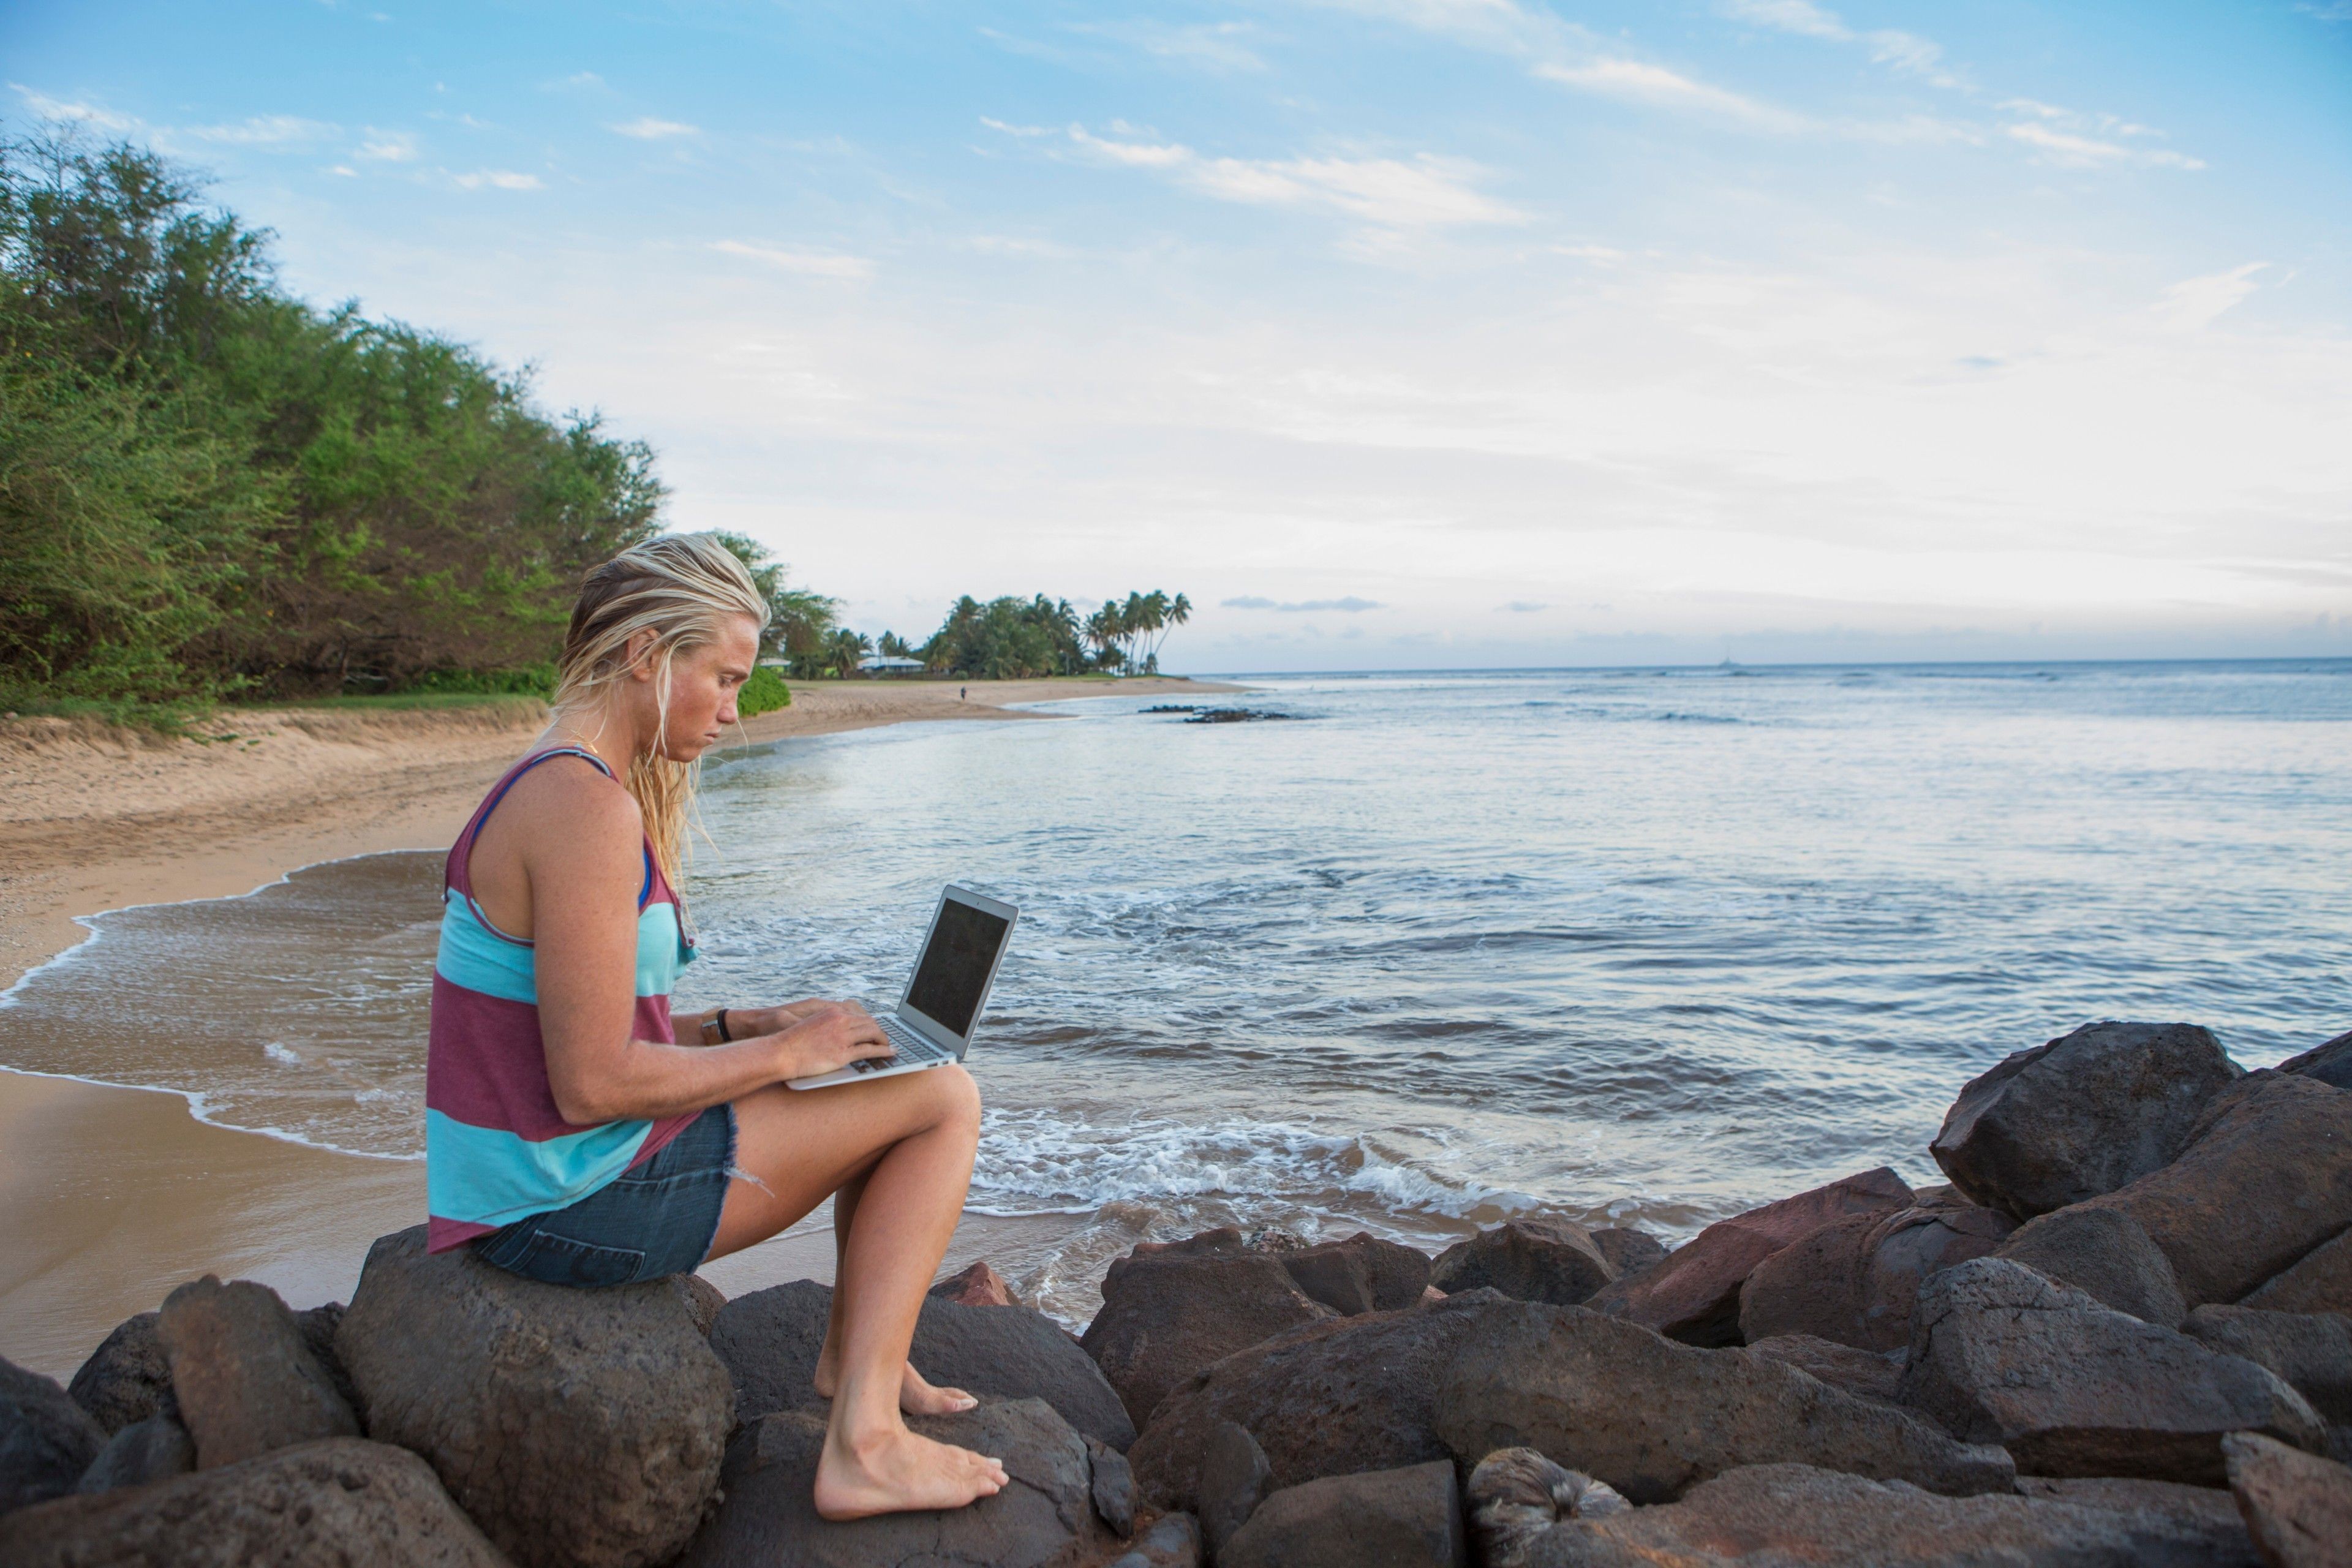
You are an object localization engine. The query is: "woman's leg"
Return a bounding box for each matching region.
[810,1163,974,1413]
[704,1065,1005,1518]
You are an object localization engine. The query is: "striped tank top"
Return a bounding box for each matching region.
[424,747,697,1253]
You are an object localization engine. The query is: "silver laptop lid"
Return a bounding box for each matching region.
[895,885,1019,1058]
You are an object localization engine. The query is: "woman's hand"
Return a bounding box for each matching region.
[763,1001,895,1081]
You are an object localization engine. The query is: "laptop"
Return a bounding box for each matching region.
[786,884,1019,1090]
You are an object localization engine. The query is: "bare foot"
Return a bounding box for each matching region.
[814,1349,976,1415]
[813,1422,1008,1520]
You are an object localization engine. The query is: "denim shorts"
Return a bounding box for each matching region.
[474,1104,736,1287]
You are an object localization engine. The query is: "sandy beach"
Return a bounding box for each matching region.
[0,675,1235,1379]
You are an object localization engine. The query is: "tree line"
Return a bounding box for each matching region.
[775,589,1193,680]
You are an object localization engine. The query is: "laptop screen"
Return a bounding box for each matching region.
[904,895,1012,1038]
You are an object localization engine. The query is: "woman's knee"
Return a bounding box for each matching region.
[926,1063,982,1133]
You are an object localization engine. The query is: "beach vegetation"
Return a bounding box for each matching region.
[736,664,790,718]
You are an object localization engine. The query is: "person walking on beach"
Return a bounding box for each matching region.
[424,532,1003,1520]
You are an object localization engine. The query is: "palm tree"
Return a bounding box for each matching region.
[1148,592,1190,673]
[823,627,872,677]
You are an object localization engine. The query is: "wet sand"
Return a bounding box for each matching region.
[0,676,1232,1379]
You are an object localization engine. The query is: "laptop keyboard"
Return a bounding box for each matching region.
[848,1013,951,1074]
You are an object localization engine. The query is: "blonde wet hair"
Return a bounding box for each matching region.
[553,532,770,886]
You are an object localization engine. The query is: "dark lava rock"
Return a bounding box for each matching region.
[1506,1461,2255,1567]
[1930,1021,2242,1220]
[1,1359,105,1517]
[75,1412,194,1494]
[1281,1232,1432,1315]
[1992,1204,2188,1326]
[1588,1227,1667,1279]
[1128,1291,1513,1510]
[1742,1333,1906,1406]
[1585,1169,1913,1346]
[157,1275,360,1468]
[2224,1430,2352,1568]
[0,1436,510,1567]
[1089,1438,1137,1537]
[2280,1028,2352,1091]
[1081,1241,1335,1429]
[1899,1256,2325,1483]
[336,1224,731,1568]
[1464,1447,1629,1568]
[2184,1304,2352,1424]
[711,1277,1134,1449]
[1218,1460,1466,1568]
[66,1314,174,1436]
[1738,1204,2015,1351]
[2015,1475,2261,1564]
[1431,1219,1616,1307]
[1198,1419,1273,1557]
[1436,1301,2013,1504]
[2243,1227,2352,1316]
[1107,1511,1202,1568]
[930,1260,1019,1307]
[2082,1071,2352,1307]
[673,1398,1107,1568]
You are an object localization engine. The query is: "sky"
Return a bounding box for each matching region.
[6,1,2350,671]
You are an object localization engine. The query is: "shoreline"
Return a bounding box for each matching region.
[0,674,1238,1379]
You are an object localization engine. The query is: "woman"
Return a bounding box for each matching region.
[424,532,1006,1520]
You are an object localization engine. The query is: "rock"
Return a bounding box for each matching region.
[673,1398,1107,1568]
[1464,1448,1629,1568]
[1501,1461,2256,1567]
[1128,1291,1512,1510]
[1218,1461,1466,1568]
[1430,1219,1616,1307]
[711,1278,1135,1449]
[2244,1229,2352,1316]
[1738,1205,2015,1351]
[75,1412,194,1493]
[1588,1227,1666,1279]
[1899,1256,2326,1483]
[1,1359,105,1517]
[2016,1476,2260,1564]
[1436,1301,2013,1503]
[1107,1511,1202,1568]
[1584,1168,1913,1346]
[2184,1305,2352,1423]
[2082,1072,2352,1307]
[1908,1183,1970,1208]
[336,1224,731,1568]
[673,1273,728,1333]
[1199,1419,1273,1557]
[1930,1021,2242,1220]
[0,1437,510,1567]
[1280,1232,1432,1315]
[2280,1028,2352,1090]
[930,1260,1018,1307]
[1994,1205,2188,1325]
[1743,1334,1905,1406]
[66,1314,175,1436]
[1081,1243,1336,1428]
[157,1275,360,1468]
[1090,1438,1137,1537]
[2224,1430,2352,1568]
[293,1302,364,1417]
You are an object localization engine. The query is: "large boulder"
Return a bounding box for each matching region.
[1742,1334,1905,1406]
[1430,1220,1616,1307]
[1992,1205,2187,1326]
[1081,1238,1336,1428]
[1482,1461,2255,1567]
[1280,1232,1432,1315]
[673,1398,1110,1568]
[66,1314,174,1436]
[1588,1227,1666,1279]
[1,1359,105,1517]
[2279,1028,2352,1090]
[2223,1431,2352,1568]
[1435,1301,2014,1503]
[1930,1021,2241,1219]
[75,1412,195,1494]
[2183,1305,2352,1424]
[0,1437,510,1567]
[1198,1419,1273,1558]
[1218,1460,1466,1568]
[1128,1291,1514,1510]
[2243,1228,2352,1315]
[1584,1169,1913,1346]
[1738,1204,2015,1351]
[710,1278,1134,1450]
[2081,1071,2352,1307]
[1898,1257,2326,1483]
[335,1224,731,1568]
[157,1275,360,1468]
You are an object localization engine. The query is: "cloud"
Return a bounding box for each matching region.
[184,113,338,146]
[564,72,605,88]
[1502,600,1548,612]
[1532,58,1809,132]
[1223,595,1387,612]
[611,116,698,140]
[1719,0,1847,40]
[2003,121,2204,171]
[979,117,1055,138]
[1054,124,1524,228]
[2157,263,2267,331]
[356,129,418,161]
[1076,20,1270,72]
[9,85,136,130]
[712,239,874,279]
[453,169,543,190]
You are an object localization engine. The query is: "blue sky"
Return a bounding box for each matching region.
[7,1,2349,669]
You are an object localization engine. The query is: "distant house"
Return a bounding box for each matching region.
[857,655,926,676]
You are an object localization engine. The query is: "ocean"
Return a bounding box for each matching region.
[6,660,2348,1323]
